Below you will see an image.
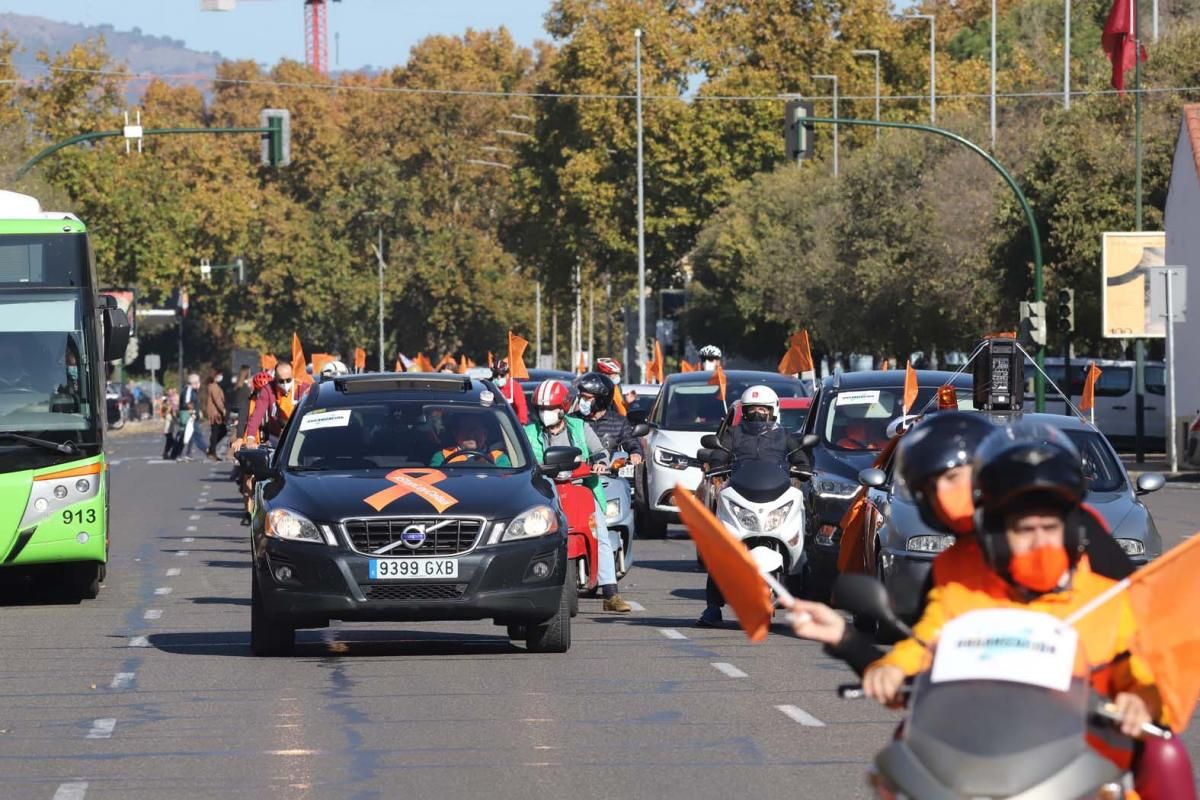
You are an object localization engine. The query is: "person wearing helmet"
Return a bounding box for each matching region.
[596,357,635,407]
[524,379,632,613]
[571,372,643,465]
[697,385,809,627]
[491,358,528,424]
[698,345,722,372]
[319,359,350,380]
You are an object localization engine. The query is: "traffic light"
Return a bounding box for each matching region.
[260,108,291,167]
[1019,300,1047,346]
[784,97,815,163]
[1056,288,1075,333]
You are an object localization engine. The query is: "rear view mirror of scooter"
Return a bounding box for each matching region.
[833,574,914,640]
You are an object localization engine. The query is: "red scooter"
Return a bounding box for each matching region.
[551,460,599,613]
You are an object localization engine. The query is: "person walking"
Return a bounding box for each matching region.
[181,373,209,461]
[205,371,227,461]
[161,392,179,460]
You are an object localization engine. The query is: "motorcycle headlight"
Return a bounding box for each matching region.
[816,478,860,499]
[1115,538,1145,556]
[605,499,620,521]
[763,501,794,532]
[503,505,560,541]
[725,498,760,532]
[265,508,324,544]
[654,448,692,470]
[907,534,956,553]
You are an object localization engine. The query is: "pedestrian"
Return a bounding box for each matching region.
[180,373,209,461]
[231,366,253,445]
[205,370,227,461]
[161,393,179,460]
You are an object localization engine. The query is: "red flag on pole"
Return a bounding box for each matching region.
[1102,0,1146,93]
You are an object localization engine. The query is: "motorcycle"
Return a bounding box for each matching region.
[834,574,1170,799]
[599,435,636,580]
[549,457,599,613]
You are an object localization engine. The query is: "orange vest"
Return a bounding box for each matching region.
[440,447,504,464]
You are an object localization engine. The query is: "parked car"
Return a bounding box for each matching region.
[798,370,974,601]
[240,373,574,656]
[637,371,808,538]
[1026,357,1166,448]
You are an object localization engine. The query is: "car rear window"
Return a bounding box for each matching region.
[653,376,805,432]
[820,386,973,452]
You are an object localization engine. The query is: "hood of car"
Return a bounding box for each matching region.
[264,469,554,524]
[648,428,707,459]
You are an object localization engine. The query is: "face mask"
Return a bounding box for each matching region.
[702,360,718,371]
[1008,545,1069,593]
[745,408,770,423]
[495,376,508,387]
[277,379,294,392]
[932,479,975,534]
[67,366,79,381]
[540,409,562,428]
[611,375,622,386]
[577,398,593,416]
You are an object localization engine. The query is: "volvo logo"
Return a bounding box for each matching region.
[400,525,427,549]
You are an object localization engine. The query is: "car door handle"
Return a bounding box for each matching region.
[1113,405,1128,411]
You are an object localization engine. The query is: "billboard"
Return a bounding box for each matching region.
[1101,232,1167,338]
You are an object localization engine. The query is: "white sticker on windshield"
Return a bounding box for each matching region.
[931,609,1078,692]
[299,409,352,432]
[834,390,881,406]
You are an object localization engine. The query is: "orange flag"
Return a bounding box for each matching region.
[777,331,815,377]
[836,492,869,574]
[679,360,696,373]
[414,352,434,373]
[1126,535,1200,727]
[394,358,403,372]
[646,340,665,384]
[487,351,495,369]
[353,347,366,372]
[1080,362,1102,413]
[291,333,312,385]
[311,353,335,375]
[902,360,918,415]
[577,351,587,374]
[612,389,628,416]
[434,354,455,372]
[260,353,277,371]
[508,331,530,380]
[458,354,469,374]
[708,363,728,404]
[675,484,774,643]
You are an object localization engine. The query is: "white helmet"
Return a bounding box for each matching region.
[320,360,350,379]
[740,385,779,420]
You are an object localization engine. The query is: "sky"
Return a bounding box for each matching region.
[0,0,551,70]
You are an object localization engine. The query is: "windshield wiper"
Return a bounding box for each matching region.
[0,432,79,454]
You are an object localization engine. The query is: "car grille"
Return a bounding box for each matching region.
[342,517,483,556]
[362,583,465,601]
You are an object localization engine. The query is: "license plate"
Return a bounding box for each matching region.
[369,558,458,580]
[618,465,636,479]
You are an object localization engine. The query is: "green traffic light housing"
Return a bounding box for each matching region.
[260,109,291,167]
[784,97,815,163]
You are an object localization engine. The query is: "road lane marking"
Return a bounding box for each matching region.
[110,673,135,690]
[659,628,688,640]
[627,600,646,611]
[154,587,173,596]
[53,782,88,800]
[144,609,162,620]
[202,484,212,490]
[776,704,825,727]
[86,719,116,739]
[166,568,181,577]
[189,514,201,521]
[711,662,748,678]
[128,636,149,648]
[176,550,189,557]
[183,536,195,542]
[186,525,197,532]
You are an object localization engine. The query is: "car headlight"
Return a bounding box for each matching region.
[763,501,794,532]
[1115,538,1145,556]
[816,478,860,499]
[724,498,760,532]
[654,448,692,470]
[907,534,956,553]
[605,499,620,521]
[265,508,324,544]
[503,505,560,541]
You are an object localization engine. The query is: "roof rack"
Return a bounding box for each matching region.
[333,374,472,394]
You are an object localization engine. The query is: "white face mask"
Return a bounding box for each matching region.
[611,375,621,386]
[701,360,718,371]
[540,409,562,428]
[577,398,593,416]
[495,375,508,387]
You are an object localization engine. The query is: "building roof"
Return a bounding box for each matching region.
[1184,104,1200,183]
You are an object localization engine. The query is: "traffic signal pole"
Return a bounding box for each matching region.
[791,114,1046,409]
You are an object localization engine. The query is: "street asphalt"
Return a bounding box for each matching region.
[1,433,1197,799]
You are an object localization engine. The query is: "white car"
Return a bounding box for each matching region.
[636,370,809,537]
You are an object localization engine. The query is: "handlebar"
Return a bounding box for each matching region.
[1093,702,1172,740]
[836,682,912,702]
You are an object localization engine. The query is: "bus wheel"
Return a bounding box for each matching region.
[72,562,102,600]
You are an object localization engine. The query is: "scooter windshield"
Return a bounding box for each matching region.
[729,460,791,504]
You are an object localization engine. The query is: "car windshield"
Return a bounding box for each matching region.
[286,401,528,471]
[1062,429,1125,493]
[654,376,805,432]
[822,386,973,452]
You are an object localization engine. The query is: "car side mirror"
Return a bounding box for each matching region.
[700,433,723,450]
[237,447,276,481]
[833,573,913,639]
[541,446,582,475]
[629,422,651,438]
[101,305,131,362]
[801,433,820,449]
[858,467,887,489]
[1135,472,1165,495]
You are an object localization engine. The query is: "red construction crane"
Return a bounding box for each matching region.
[200,0,342,75]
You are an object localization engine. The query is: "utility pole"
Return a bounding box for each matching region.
[852,50,881,141]
[376,228,385,372]
[992,0,998,144]
[634,28,648,383]
[905,14,937,125]
[1063,0,1071,109]
[551,303,558,370]
[588,284,595,370]
[811,74,839,176]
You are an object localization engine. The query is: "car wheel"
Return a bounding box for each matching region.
[71,562,102,600]
[506,624,527,641]
[250,574,295,657]
[526,581,572,654]
[639,509,668,539]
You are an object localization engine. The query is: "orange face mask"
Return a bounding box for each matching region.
[1008,545,1069,593]
[931,479,975,534]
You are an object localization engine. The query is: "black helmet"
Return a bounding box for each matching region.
[575,371,615,412]
[972,422,1087,582]
[894,411,996,533]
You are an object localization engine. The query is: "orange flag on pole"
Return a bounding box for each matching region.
[1080,362,1102,414]
[353,347,366,373]
[708,363,728,404]
[777,330,815,378]
[291,333,312,385]
[487,351,495,369]
[311,353,335,375]
[836,492,869,574]
[260,353,277,371]
[647,340,665,384]
[675,485,774,643]
[394,358,403,372]
[902,360,918,415]
[679,360,696,373]
[612,389,627,416]
[508,331,530,380]
[414,352,434,373]
[458,354,469,374]
[577,351,587,374]
[434,354,455,372]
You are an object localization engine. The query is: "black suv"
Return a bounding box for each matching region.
[241,374,575,656]
[798,370,973,600]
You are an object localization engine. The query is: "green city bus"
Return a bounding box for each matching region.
[0,190,130,599]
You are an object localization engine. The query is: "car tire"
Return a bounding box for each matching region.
[250,574,295,657]
[72,562,102,600]
[525,581,572,654]
[507,624,527,641]
[639,509,668,539]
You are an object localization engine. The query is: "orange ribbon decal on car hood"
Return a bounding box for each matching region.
[363,469,459,513]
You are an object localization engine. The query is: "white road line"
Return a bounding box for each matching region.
[86,719,116,739]
[166,568,181,577]
[53,782,88,800]
[108,460,121,466]
[128,636,149,648]
[659,628,688,640]
[188,514,201,521]
[183,536,195,542]
[144,609,162,620]
[147,459,173,464]
[109,672,135,690]
[185,525,197,532]
[176,550,189,557]
[202,484,212,490]
[776,704,826,727]
[711,662,748,678]
[626,600,646,612]
[154,587,173,596]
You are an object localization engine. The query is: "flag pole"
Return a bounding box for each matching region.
[1134,0,1143,230]
[1061,577,1130,628]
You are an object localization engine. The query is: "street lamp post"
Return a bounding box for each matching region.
[905,14,937,125]
[992,0,998,144]
[811,74,839,176]
[851,50,881,141]
[634,28,648,383]
[1063,0,1071,109]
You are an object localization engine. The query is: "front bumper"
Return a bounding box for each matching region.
[256,533,567,628]
[645,461,703,517]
